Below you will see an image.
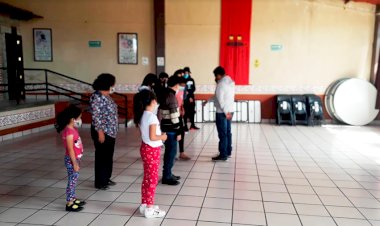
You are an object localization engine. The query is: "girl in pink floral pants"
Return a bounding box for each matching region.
[133,89,167,218]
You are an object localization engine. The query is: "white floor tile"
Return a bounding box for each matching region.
[334,218,372,226]
[264,202,296,214]
[349,197,380,208]
[233,210,266,225]
[290,194,322,205]
[166,206,200,220]
[22,210,67,225]
[326,206,365,219]
[2,124,380,226]
[87,191,122,202]
[199,208,232,223]
[206,188,234,199]
[359,208,380,221]
[55,212,98,226]
[262,192,291,203]
[173,195,204,207]
[0,208,37,223]
[15,197,55,209]
[196,221,230,226]
[203,197,233,209]
[161,219,196,226]
[299,215,337,226]
[294,204,330,216]
[266,213,302,226]
[89,214,130,226]
[124,216,163,226]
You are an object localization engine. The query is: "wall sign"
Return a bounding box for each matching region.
[89,41,101,48]
[271,44,283,51]
[33,28,52,62]
[118,33,138,64]
[157,57,165,66]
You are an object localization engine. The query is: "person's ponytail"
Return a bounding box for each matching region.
[133,89,157,127]
[133,92,144,127]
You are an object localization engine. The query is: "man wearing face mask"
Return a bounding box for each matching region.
[158,75,182,185]
[183,67,199,131]
[204,66,235,161]
[90,73,119,190]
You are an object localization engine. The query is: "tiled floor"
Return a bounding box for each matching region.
[1,124,380,225]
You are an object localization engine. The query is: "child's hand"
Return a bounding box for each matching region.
[73,162,80,172]
[161,133,168,141]
[177,135,182,141]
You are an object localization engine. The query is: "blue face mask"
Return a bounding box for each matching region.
[184,74,189,79]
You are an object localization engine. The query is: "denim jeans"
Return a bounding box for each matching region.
[163,132,178,180]
[216,113,232,158]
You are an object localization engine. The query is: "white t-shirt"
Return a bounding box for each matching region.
[140,111,163,148]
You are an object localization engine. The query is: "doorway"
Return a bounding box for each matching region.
[5,27,25,103]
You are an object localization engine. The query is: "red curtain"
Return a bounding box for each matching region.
[220,0,252,85]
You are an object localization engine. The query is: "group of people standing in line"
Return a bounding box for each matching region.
[54,66,235,218]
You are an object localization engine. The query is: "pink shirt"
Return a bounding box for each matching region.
[176,90,185,116]
[62,127,84,159]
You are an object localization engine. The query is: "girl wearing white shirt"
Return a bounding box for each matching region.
[133,89,167,218]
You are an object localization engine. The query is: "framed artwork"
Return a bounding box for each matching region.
[118,33,138,64]
[33,28,52,62]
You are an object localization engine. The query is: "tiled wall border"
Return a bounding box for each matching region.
[55,83,327,95]
[0,104,55,130]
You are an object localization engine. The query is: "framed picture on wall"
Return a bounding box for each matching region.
[118,33,138,64]
[33,28,53,62]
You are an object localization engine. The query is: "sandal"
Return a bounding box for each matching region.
[73,199,86,206]
[66,203,84,212]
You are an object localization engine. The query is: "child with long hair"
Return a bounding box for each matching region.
[55,105,86,212]
[133,89,167,218]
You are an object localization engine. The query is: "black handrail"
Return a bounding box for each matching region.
[22,68,93,86]
[28,68,128,100]
[1,67,128,98]
[47,83,127,113]
[0,67,129,126]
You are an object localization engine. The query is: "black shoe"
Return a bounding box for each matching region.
[66,203,84,212]
[73,199,86,206]
[95,185,110,190]
[162,178,180,186]
[190,126,200,130]
[172,175,181,180]
[184,127,189,132]
[108,180,117,186]
[212,155,228,161]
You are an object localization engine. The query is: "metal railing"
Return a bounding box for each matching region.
[0,68,128,126]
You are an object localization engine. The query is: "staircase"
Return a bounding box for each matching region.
[0,68,129,126]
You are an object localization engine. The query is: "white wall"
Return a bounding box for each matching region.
[2,0,155,85]
[166,0,376,94]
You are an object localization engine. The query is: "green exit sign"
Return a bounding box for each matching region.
[89,41,101,48]
[271,44,283,51]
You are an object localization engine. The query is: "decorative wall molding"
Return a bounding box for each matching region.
[52,83,327,95]
[0,104,55,130]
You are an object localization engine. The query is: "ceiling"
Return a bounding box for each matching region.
[345,0,380,4]
[0,2,42,21]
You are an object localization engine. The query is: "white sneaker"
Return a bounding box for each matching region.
[139,204,159,215]
[144,207,166,218]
